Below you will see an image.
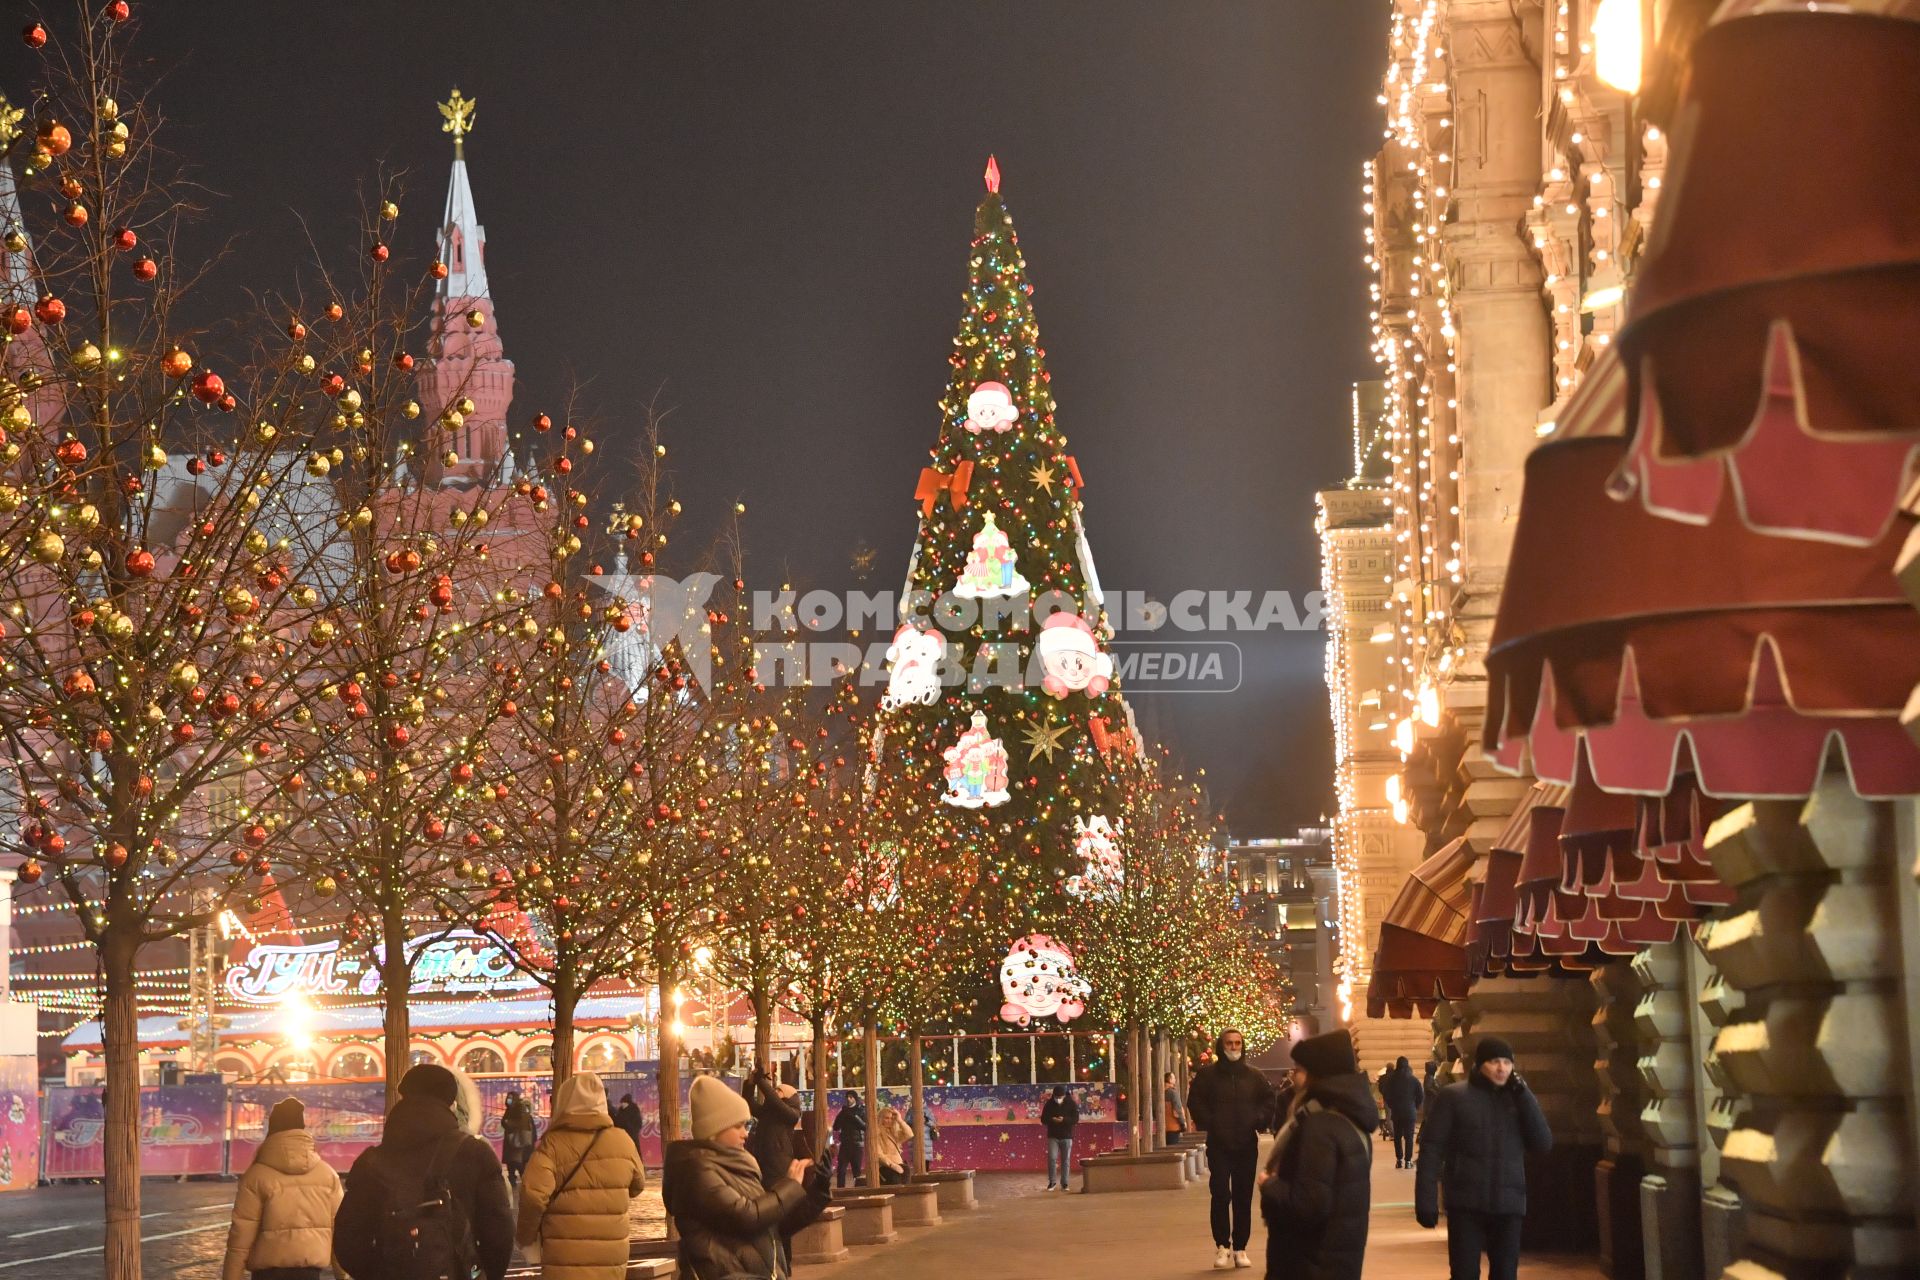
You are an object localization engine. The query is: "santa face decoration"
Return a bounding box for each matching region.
[998,934,1090,1026]
[964,381,1019,434]
[1035,611,1113,699]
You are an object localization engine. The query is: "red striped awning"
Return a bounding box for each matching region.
[1364,838,1475,1019]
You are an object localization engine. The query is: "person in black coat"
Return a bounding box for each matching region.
[334,1063,515,1280]
[1259,1029,1379,1280]
[1038,1086,1079,1190]
[1416,1036,1553,1280]
[1187,1029,1277,1269]
[830,1096,867,1188]
[743,1068,803,1187]
[1380,1056,1425,1169]
[612,1092,646,1150]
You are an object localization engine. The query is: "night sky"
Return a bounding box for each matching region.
[4,3,1389,835]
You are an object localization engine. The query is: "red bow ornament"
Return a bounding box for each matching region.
[915,459,975,517]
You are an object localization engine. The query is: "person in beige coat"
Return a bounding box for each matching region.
[515,1070,647,1280]
[222,1098,343,1280]
[872,1104,914,1185]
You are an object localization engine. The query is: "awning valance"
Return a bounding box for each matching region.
[1615,8,1920,545]
[1485,435,1920,798]
[1364,837,1474,1020]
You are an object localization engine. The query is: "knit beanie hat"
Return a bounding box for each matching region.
[399,1062,460,1106]
[690,1074,752,1141]
[267,1097,305,1134]
[1290,1029,1357,1079]
[1474,1036,1516,1067]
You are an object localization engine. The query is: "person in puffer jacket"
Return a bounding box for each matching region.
[1416,1036,1553,1280]
[515,1071,647,1280]
[221,1098,343,1280]
[662,1075,831,1280]
[1259,1031,1379,1280]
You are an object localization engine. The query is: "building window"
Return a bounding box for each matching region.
[519,1043,554,1075]
[459,1045,507,1075]
[331,1050,379,1081]
[578,1041,622,1074]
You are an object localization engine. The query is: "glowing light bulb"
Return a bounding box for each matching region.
[1593,0,1643,93]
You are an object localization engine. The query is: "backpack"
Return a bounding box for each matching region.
[365,1130,479,1280]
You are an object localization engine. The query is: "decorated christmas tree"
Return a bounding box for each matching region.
[875,157,1142,929]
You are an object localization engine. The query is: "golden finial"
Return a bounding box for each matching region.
[438,88,477,155]
[0,95,23,151]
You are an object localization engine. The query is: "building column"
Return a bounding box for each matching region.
[1593,958,1648,1279]
[1634,936,1708,1280]
[1452,975,1604,1253]
[1703,779,1917,1277]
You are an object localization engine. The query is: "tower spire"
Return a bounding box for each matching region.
[420,88,512,487]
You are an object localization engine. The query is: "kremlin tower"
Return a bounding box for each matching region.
[419,88,513,487]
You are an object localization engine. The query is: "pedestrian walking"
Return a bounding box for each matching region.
[334,1063,515,1280]
[221,1098,343,1280]
[661,1075,831,1280]
[1380,1056,1424,1169]
[830,1095,867,1188]
[514,1071,647,1280]
[1375,1065,1395,1148]
[1164,1071,1188,1143]
[917,1099,938,1171]
[1415,1036,1553,1280]
[1039,1085,1078,1190]
[611,1092,645,1153]
[1257,1030,1379,1280]
[1187,1029,1276,1269]
[502,1090,539,1188]
[744,1068,803,1187]
[872,1103,913,1186]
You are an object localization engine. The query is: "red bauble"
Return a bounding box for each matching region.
[554,457,573,474]
[370,242,389,262]
[431,261,449,279]
[325,302,344,321]
[161,347,193,379]
[34,296,65,325]
[322,373,345,397]
[126,548,155,576]
[388,725,410,748]
[16,860,40,884]
[532,413,551,432]
[39,124,71,156]
[102,843,128,868]
[191,371,225,404]
[131,257,157,282]
[107,2,130,21]
[393,352,413,370]
[63,203,88,228]
[115,228,137,252]
[2,307,28,335]
[243,823,268,848]
[22,22,47,47]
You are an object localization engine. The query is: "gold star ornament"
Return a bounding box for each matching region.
[1022,719,1071,762]
[1029,462,1056,495]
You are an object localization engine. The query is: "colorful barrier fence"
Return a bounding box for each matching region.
[39,1074,1132,1180]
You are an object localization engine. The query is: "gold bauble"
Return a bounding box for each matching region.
[404,400,421,419]
[341,389,362,410]
[457,396,475,415]
[171,663,199,692]
[31,531,63,563]
[465,309,486,330]
[3,230,25,253]
[71,342,102,369]
[296,354,316,373]
[380,200,399,220]
[471,508,488,526]
[305,454,330,477]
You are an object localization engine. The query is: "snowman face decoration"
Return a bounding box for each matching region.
[964,382,1019,434]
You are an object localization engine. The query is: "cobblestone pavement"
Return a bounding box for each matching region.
[0,1138,1608,1279]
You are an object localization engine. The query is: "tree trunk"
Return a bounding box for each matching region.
[752,985,773,1077]
[1148,1030,1163,1151]
[809,1014,830,1159]
[101,926,143,1280]
[551,967,578,1087]
[863,1015,880,1187]
[656,954,683,1143]
[908,1031,927,1176]
[381,903,411,1107]
[1128,1022,1145,1157]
